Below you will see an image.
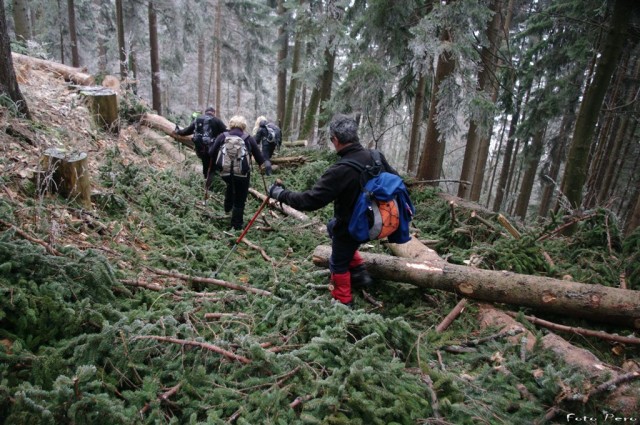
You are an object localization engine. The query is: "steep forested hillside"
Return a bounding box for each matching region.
[1,57,639,424]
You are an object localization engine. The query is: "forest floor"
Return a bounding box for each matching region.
[1,61,639,424]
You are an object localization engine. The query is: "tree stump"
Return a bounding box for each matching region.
[80,86,119,133]
[39,148,92,208]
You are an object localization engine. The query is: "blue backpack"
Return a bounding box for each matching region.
[340,150,414,243]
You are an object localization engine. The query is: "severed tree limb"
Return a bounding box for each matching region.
[204,312,251,320]
[290,394,313,409]
[148,267,273,297]
[0,219,62,256]
[435,299,468,333]
[133,335,251,364]
[536,211,598,242]
[140,112,195,150]
[506,312,640,345]
[139,383,181,417]
[120,278,164,291]
[362,290,383,308]
[585,372,640,402]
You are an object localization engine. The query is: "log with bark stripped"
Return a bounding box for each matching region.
[140,112,194,150]
[312,244,640,328]
[12,52,94,85]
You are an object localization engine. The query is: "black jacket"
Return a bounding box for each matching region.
[176,113,227,139]
[208,128,268,170]
[279,143,397,237]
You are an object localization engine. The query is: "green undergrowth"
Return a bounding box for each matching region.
[1,146,638,424]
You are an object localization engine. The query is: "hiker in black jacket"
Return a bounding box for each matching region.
[174,107,227,188]
[209,115,272,230]
[269,114,398,306]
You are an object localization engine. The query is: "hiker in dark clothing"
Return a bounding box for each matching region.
[208,115,271,230]
[174,107,227,188]
[269,114,407,305]
[254,117,281,166]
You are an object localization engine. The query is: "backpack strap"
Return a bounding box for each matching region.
[338,149,383,187]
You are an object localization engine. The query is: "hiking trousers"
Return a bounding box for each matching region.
[222,174,250,230]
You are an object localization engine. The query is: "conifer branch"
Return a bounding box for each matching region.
[0,218,62,256]
[148,267,273,297]
[133,335,251,364]
[506,312,640,345]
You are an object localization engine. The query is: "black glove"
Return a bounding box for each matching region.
[269,182,285,201]
[174,124,180,132]
[263,160,272,176]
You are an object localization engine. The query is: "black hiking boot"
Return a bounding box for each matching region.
[350,265,373,289]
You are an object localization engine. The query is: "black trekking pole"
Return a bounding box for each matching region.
[213,189,271,278]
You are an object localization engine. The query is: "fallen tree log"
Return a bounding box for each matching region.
[270,156,307,166]
[140,112,194,150]
[312,245,640,328]
[478,306,640,417]
[12,52,94,85]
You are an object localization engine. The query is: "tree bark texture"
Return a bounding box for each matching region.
[312,244,640,328]
[560,0,633,211]
[276,0,287,125]
[39,148,91,208]
[416,30,454,183]
[284,5,304,140]
[407,72,426,175]
[140,113,194,150]
[458,0,503,201]
[115,0,127,81]
[514,128,545,220]
[67,0,80,67]
[148,1,161,115]
[80,87,119,133]
[12,0,31,42]
[12,52,93,86]
[0,2,31,119]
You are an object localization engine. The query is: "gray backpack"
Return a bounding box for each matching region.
[216,133,250,176]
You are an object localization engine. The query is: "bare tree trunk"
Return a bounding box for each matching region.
[276,0,288,125]
[148,1,161,115]
[312,244,640,328]
[12,0,31,42]
[115,0,127,82]
[407,72,426,175]
[560,0,633,215]
[316,45,336,138]
[597,58,639,205]
[514,128,545,221]
[67,0,80,67]
[458,0,504,201]
[198,39,205,109]
[215,0,222,115]
[624,183,640,237]
[416,30,455,183]
[0,0,31,118]
[283,2,304,140]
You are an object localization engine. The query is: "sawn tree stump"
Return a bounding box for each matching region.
[39,148,91,208]
[80,86,119,133]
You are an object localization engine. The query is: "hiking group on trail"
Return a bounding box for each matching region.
[174,111,413,306]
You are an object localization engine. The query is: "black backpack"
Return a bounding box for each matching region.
[193,115,215,153]
[265,123,282,146]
